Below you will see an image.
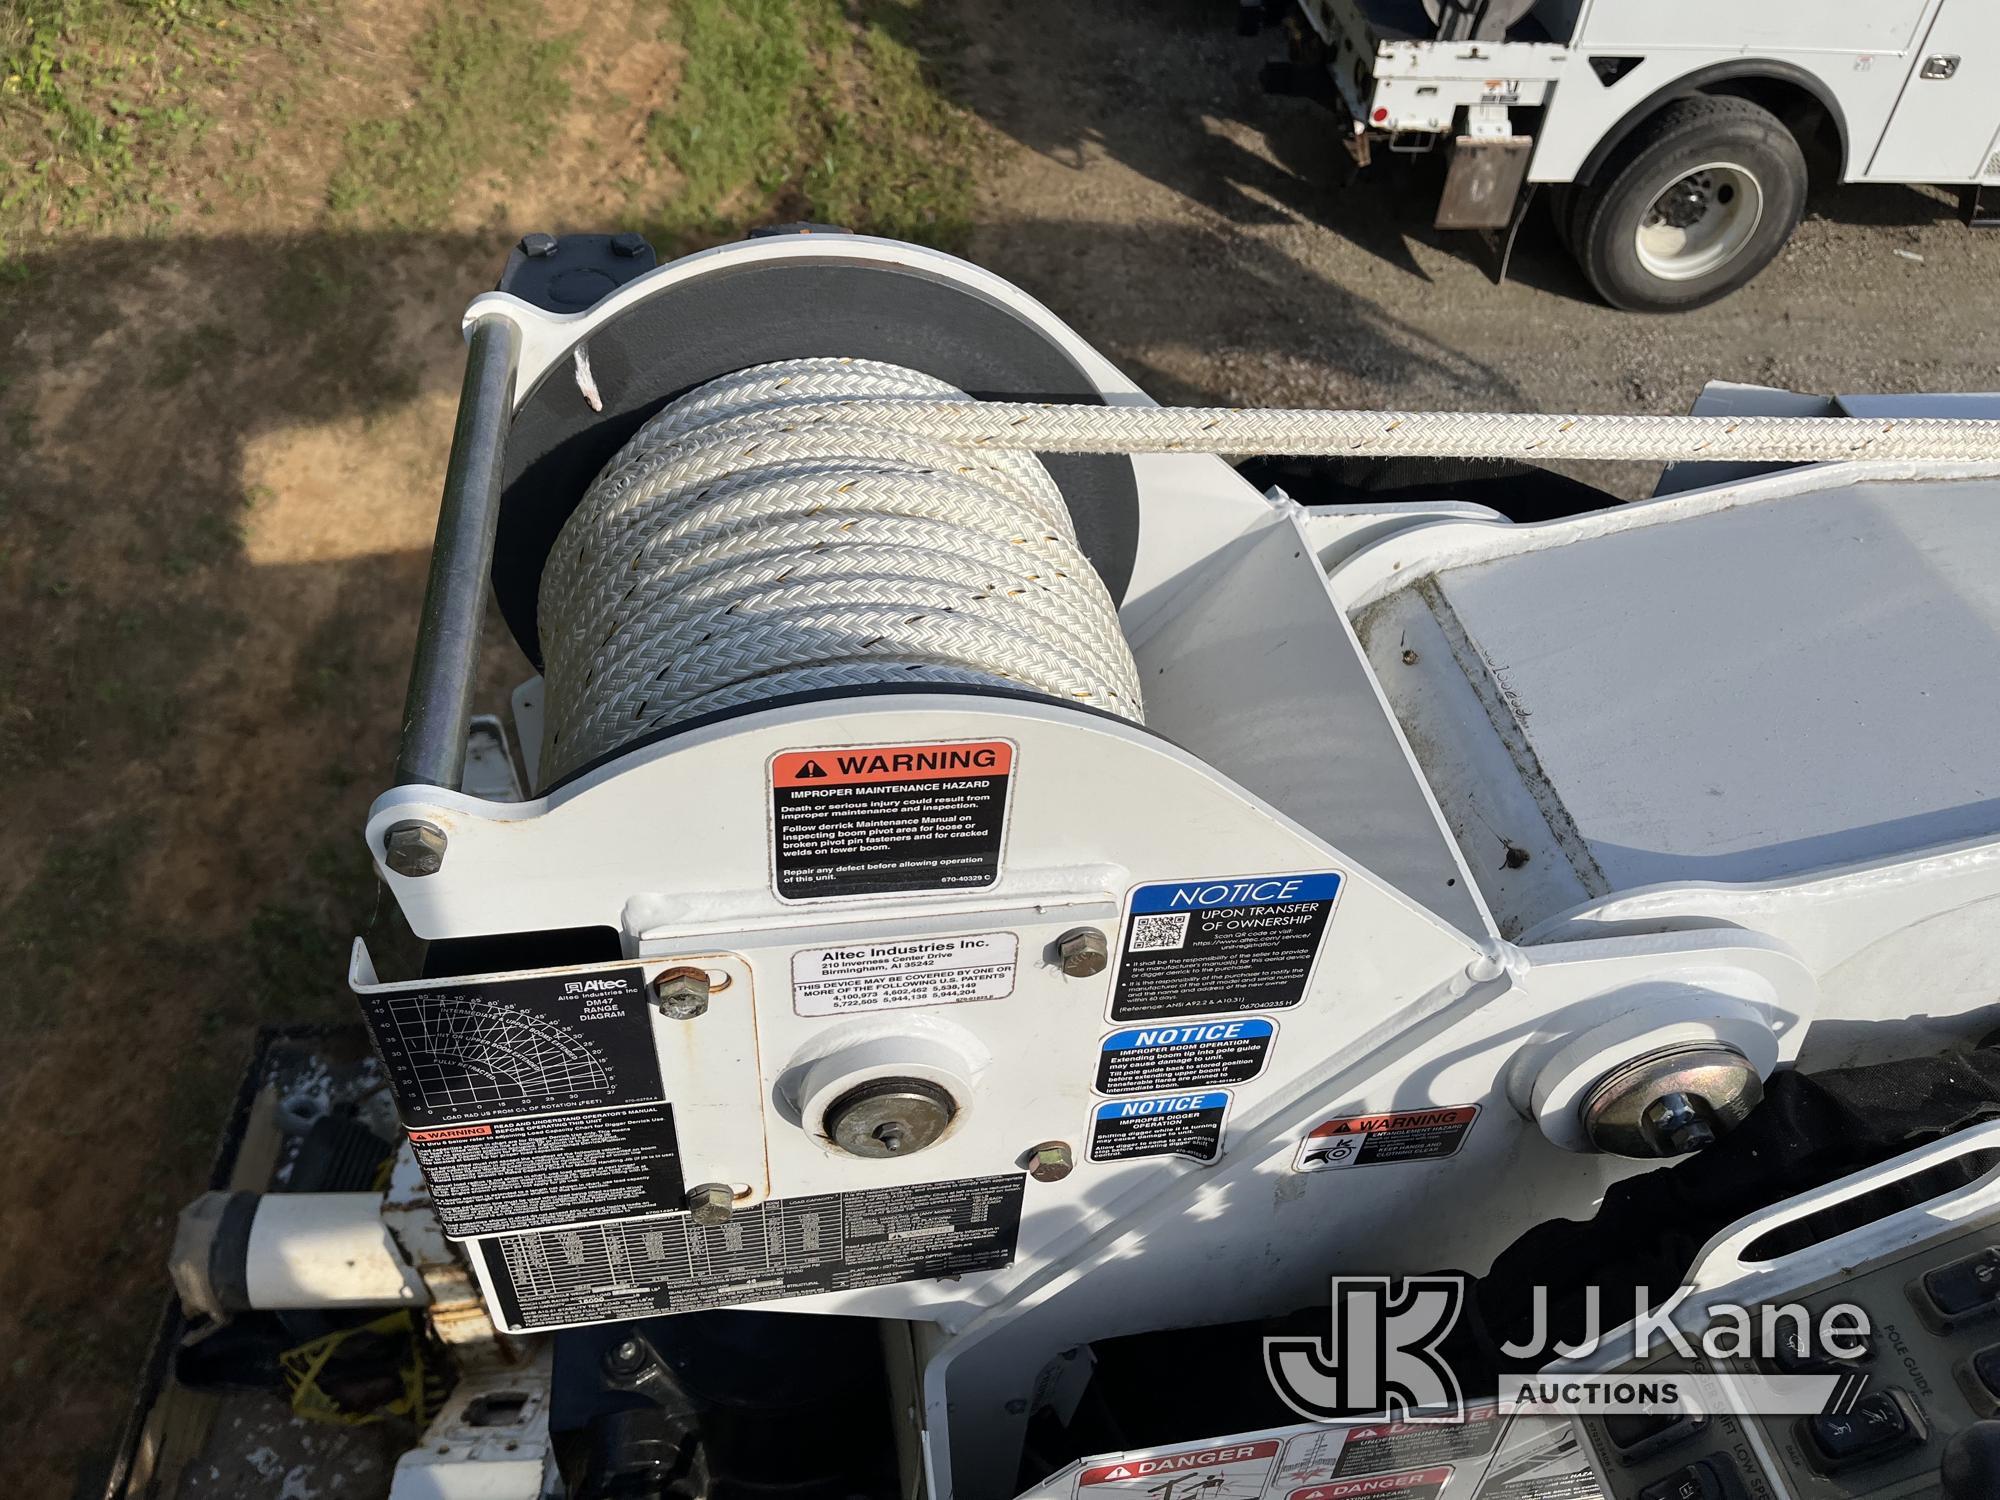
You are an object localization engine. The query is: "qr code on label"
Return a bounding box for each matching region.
[1128,912,1190,952]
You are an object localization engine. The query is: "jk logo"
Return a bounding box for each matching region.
[1264,1275,1469,1424]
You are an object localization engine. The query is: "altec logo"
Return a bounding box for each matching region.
[773,741,1014,787]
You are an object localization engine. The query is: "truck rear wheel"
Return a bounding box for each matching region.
[1564,95,1808,313]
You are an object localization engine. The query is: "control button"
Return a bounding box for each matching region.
[1637,1458,1732,1500]
[1975,1347,2000,1401]
[1604,1409,1708,1462]
[1922,1248,2000,1321]
[1770,1323,1873,1375]
[1800,1389,1926,1473]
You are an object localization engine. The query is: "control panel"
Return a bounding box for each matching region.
[1565,1125,2000,1500]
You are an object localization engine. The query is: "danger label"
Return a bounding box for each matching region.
[1333,1408,1500,1475]
[1288,1468,1453,1500]
[1294,1105,1479,1173]
[1110,873,1341,1021]
[408,1103,684,1238]
[1080,1439,1281,1489]
[792,932,1018,1016]
[1088,1092,1228,1164]
[1095,1017,1274,1095]
[771,740,1013,901]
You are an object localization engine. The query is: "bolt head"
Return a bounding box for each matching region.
[603,1338,646,1375]
[653,966,710,1019]
[685,1182,734,1226]
[1056,928,1109,979]
[519,232,558,258]
[383,820,447,878]
[1028,1141,1074,1183]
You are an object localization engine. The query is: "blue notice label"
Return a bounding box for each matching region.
[1130,873,1343,915]
[1088,1091,1229,1163]
[1096,1018,1275,1095]
[1112,871,1344,1021]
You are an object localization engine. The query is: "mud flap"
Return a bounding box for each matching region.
[1436,134,1534,232]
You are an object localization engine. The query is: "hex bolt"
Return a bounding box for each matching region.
[519,232,558,257]
[1642,1091,1719,1156]
[1027,1141,1074,1183]
[383,820,447,878]
[652,966,710,1019]
[1056,927,1109,979]
[603,1337,647,1376]
[873,1122,911,1155]
[685,1182,734,1226]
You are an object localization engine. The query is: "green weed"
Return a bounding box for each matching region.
[327,0,575,226]
[645,0,974,250]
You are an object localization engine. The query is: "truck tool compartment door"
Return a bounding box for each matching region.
[1870,1,2000,181]
[1578,0,1930,52]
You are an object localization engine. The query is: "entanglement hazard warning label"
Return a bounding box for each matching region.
[1294,1106,1479,1173]
[1110,873,1342,1021]
[476,1174,1025,1330]
[770,740,1014,900]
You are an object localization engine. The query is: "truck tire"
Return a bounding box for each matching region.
[1564,95,1807,313]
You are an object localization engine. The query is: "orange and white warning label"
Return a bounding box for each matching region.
[770,739,1014,901]
[1294,1106,1480,1173]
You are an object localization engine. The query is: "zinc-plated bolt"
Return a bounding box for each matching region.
[1027,1141,1074,1183]
[652,966,710,1019]
[1056,928,1109,979]
[685,1182,734,1226]
[383,820,447,878]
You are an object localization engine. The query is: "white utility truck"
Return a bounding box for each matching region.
[1265,0,2000,309]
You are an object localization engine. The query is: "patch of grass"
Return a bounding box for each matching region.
[148,319,237,388]
[257,240,421,411]
[0,0,306,252]
[648,0,830,227]
[646,0,975,249]
[327,0,575,227]
[0,818,148,1027]
[0,595,239,772]
[803,5,976,245]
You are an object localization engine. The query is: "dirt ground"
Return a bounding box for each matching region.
[5,0,1999,1491]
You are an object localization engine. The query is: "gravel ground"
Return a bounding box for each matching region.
[950,0,2000,497]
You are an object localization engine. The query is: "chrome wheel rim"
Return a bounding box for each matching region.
[1635,162,1765,282]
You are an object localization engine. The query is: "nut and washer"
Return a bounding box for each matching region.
[652,966,710,1019]
[1027,1141,1074,1183]
[684,1182,734,1226]
[1056,927,1109,979]
[383,820,447,878]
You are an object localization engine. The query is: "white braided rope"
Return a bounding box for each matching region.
[727,399,2000,465]
[537,358,1144,784]
[538,357,2000,783]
